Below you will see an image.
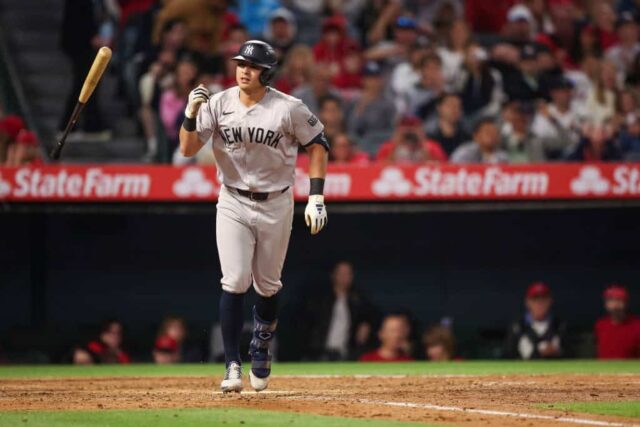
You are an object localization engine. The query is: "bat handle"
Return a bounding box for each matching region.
[49,102,85,161]
[50,143,64,160]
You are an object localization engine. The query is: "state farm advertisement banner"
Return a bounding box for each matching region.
[0,163,639,202]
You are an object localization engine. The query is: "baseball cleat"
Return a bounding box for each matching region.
[248,307,277,391]
[220,361,243,393]
[249,369,269,391]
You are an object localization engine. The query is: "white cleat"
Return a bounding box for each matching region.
[249,370,269,392]
[220,362,243,393]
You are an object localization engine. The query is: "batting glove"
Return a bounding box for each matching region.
[185,84,210,119]
[304,195,327,235]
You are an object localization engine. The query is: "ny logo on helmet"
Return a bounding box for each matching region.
[244,45,254,55]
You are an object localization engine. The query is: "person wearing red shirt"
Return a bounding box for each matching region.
[359,314,415,362]
[81,320,132,364]
[313,15,359,85]
[376,115,447,164]
[595,284,640,359]
[329,133,370,166]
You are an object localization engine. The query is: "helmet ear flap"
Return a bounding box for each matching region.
[259,67,276,86]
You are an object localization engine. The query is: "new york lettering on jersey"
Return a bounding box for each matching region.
[219,126,284,149]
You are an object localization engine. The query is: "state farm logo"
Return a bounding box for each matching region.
[570,166,610,195]
[172,168,216,198]
[0,172,11,197]
[372,167,412,196]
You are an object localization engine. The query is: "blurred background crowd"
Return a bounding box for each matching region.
[3,0,640,164]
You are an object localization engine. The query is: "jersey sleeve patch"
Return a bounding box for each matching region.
[307,115,319,127]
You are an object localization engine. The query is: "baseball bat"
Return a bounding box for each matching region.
[50,46,112,160]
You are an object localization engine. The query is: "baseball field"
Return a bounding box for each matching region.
[0,361,639,427]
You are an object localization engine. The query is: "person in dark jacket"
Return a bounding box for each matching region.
[304,261,379,361]
[565,121,623,161]
[504,282,566,359]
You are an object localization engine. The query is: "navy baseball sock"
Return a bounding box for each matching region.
[219,291,245,366]
[255,294,278,322]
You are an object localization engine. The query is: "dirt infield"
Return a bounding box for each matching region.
[1,374,639,426]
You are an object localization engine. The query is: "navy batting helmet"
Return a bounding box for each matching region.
[232,40,278,86]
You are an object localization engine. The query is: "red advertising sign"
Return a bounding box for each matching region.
[0,163,639,202]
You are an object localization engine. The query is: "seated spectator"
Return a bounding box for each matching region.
[504,282,566,359]
[153,335,180,364]
[160,56,199,161]
[274,44,315,94]
[565,121,622,161]
[595,284,640,359]
[426,93,469,156]
[604,12,640,78]
[438,20,471,88]
[0,115,25,163]
[318,95,346,141]
[359,313,415,362]
[75,319,131,364]
[292,66,342,114]
[329,133,370,165]
[531,76,582,159]
[423,325,455,361]
[390,40,431,101]
[500,100,545,162]
[404,54,446,123]
[620,113,640,159]
[263,8,297,60]
[377,115,447,164]
[454,44,503,120]
[346,61,396,139]
[305,261,378,360]
[313,15,359,85]
[583,61,617,124]
[501,44,545,104]
[451,118,509,164]
[5,130,42,166]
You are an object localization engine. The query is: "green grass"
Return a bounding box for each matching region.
[543,401,640,419]
[0,360,639,379]
[0,408,442,427]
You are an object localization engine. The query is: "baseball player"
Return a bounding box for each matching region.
[179,40,329,393]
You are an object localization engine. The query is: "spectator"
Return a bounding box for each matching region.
[274,44,315,94]
[569,24,603,69]
[605,12,640,78]
[390,40,431,100]
[292,66,342,114]
[595,284,640,359]
[620,113,640,160]
[153,335,180,364]
[426,93,469,156]
[329,133,370,165]
[404,53,446,122]
[503,4,537,47]
[364,16,419,69]
[504,282,566,359]
[77,319,131,364]
[583,60,618,124]
[0,115,25,163]
[531,76,582,159]
[565,121,622,161]
[236,0,280,37]
[592,1,619,51]
[464,0,515,35]
[500,100,545,162]
[359,313,415,362]
[454,44,503,120]
[160,55,199,161]
[346,61,396,138]
[502,44,545,103]
[313,15,359,84]
[361,0,404,46]
[304,261,378,360]
[5,130,42,167]
[438,20,471,88]
[423,325,455,361]
[376,115,447,164]
[318,95,346,141]
[263,8,297,60]
[451,118,509,163]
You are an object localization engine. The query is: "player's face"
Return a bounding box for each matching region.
[235,60,264,91]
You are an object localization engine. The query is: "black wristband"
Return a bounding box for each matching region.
[309,178,325,196]
[182,117,196,132]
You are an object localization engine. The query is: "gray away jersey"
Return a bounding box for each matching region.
[196,86,324,192]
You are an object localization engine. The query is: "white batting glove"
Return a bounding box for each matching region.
[184,84,210,119]
[304,195,327,235]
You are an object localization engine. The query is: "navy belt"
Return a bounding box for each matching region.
[228,186,288,201]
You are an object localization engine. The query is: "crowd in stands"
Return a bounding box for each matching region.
[60,262,638,365]
[50,0,640,164]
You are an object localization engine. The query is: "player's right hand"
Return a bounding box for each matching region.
[185,84,210,119]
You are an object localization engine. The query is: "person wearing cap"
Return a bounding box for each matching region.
[504,282,566,359]
[501,43,545,103]
[499,100,545,162]
[604,12,640,77]
[5,129,42,167]
[153,335,181,364]
[531,76,581,159]
[376,115,447,164]
[0,115,25,163]
[364,16,420,69]
[451,117,509,164]
[595,284,640,359]
[263,8,297,59]
[346,61,396,138]
[504,4,536,46]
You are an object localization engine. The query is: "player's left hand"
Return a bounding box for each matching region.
[304,195,327,235]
